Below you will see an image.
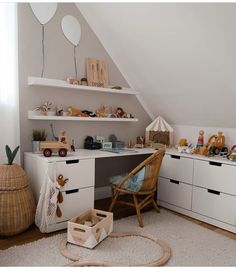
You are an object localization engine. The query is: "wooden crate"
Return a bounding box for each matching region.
[67,209,113,249]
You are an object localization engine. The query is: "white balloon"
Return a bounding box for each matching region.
[61,15,81,46]
[30,3,58,25]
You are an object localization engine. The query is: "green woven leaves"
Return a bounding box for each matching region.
[5,145,20,165]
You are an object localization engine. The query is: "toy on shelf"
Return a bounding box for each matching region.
[67,106,81,116]
[195,131,226,156]
[145,116,173,148]
[35,101,52,115]
[40,130,72,157]
[82,110,96,117]
[86,58,108,87]
[227,145,236,161]
[178,138,188,147]
[67,77,80,85]
[196,130,204,148]
[207,131,225,156]
[56,105,63,116]
[96,105,109,118]
[134,136,145,148]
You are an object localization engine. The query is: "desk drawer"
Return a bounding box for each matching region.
[157,177,192,210]
[159,154,193,184]
[55,187,94,223]
[192,186,236,226]
[55,159,95,191]
[193,159,236,196]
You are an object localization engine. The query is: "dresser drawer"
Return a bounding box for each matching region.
[192,186,236,226]
[157,177,192,210]
[55,187,94,223]
[159,154,193,184]
[193,159,236,196]
[53,159,95,191]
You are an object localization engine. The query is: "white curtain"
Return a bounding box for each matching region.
[0,3,20,163]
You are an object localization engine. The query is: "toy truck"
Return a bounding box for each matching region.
[40,131,71,157]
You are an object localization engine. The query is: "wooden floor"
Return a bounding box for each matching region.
[0,197,235,250]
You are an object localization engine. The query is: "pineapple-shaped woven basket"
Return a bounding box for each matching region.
[0,146,36,236]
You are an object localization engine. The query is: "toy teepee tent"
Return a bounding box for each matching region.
[145,116,173,147]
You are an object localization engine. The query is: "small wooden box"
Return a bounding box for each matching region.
[67,209,113,249]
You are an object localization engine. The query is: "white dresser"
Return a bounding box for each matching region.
[24,153,95,232]
[158,149,236,233]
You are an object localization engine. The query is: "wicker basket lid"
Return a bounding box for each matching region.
[0,164,28,190]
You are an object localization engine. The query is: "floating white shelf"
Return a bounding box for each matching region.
[28,111,138,122]
[28,76,138,95]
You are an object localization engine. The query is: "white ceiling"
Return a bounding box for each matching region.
[78,3,236,128]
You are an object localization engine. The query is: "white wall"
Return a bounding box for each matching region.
[18,3,151,160]
[79,3,236,128]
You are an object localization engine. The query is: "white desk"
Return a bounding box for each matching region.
[24,148,155,232]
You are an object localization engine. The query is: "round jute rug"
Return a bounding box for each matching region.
[59,231,171,266]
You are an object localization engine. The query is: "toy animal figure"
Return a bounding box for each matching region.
[56,174,69,218]
[96,105,109,117]
[114,107,126,118]
[67,106,82,116]
[35,101,52,115]
[178,138,188,147]
[67,77,80,85]
[56,105,63,116]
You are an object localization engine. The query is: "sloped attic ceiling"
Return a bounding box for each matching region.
[78,3,236,128]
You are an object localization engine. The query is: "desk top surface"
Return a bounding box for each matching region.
[24,148,156,162]
[24,147,236,166]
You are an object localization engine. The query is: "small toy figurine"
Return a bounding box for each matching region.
[67,77,80,85]
[67,106,82,116]
[178,138,188,147]
[81,78,88,86]
[134,136,145,148]
[96,105,109,117]
[56,105,63,116]
[35,101,52,115]
[196,130,204,148]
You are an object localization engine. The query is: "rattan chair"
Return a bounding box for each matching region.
[108,148,165,227]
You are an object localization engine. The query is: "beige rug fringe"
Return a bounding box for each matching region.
[59,231,171,267]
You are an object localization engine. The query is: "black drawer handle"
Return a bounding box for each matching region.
[171,155,180,159]
[65,189,79,195]
[209,161,222,167]
[208,189,220,195]
[170,179,180,184]
[66,159,79,164]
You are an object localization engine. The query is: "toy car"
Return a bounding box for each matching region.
[40,131,71,157]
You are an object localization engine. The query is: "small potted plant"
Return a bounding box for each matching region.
[32,129,47,153]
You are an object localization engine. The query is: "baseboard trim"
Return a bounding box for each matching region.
[95,186,112,200]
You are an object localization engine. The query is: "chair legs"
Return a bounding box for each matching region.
[152,199,160,213]
[108,190,118,212]
[133,195,144,227]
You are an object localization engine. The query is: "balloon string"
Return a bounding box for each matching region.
[74,46,78,80]
[41,24,45,77]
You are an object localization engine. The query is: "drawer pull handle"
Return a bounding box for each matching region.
[171,155,180,159]
[66,159,79,164]
[170,179,179,184]
[209,161,222,167]
[65,189,79,194]
[208,189,220,195]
